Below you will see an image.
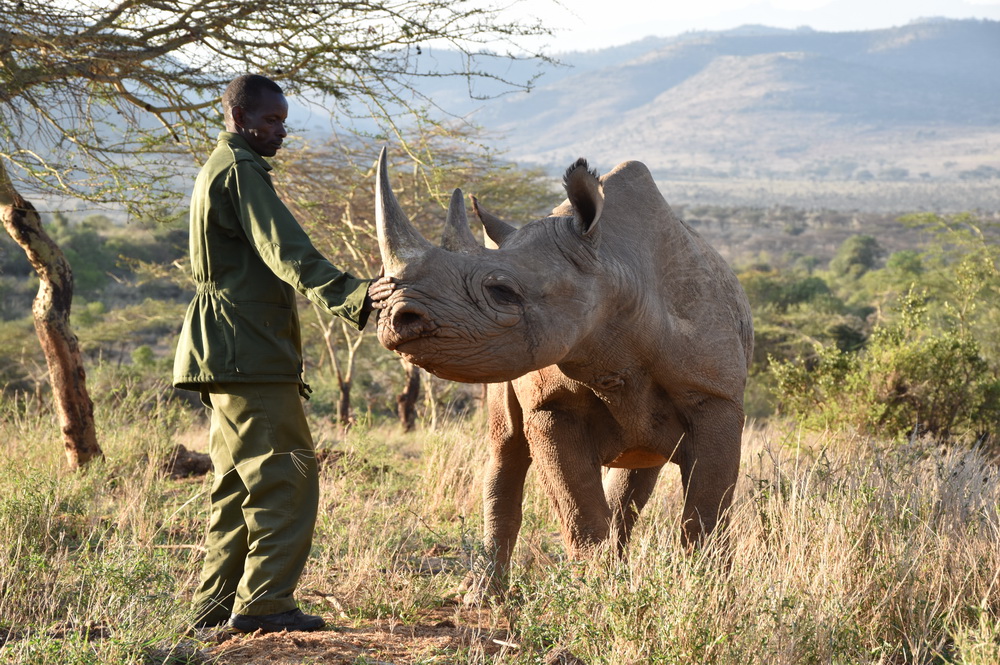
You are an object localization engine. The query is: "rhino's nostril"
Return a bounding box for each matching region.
[393,310,425,330]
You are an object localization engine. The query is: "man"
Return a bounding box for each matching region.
[173,74,393,633]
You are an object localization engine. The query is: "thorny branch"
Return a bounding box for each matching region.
[0,0,554,212]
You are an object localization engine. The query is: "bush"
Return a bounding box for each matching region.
[770,291,1000,443]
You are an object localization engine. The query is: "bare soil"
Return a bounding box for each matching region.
[198,603,516,664]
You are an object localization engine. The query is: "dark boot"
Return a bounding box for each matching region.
[228,608,325,633]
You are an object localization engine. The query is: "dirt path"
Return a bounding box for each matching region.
[200,605,518,665]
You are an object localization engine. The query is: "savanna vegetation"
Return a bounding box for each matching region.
[1,191,998,663]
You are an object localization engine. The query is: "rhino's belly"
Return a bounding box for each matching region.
[605,447,670,469]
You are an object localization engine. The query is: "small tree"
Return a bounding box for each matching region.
[897,212,1000,361]
[829,235,885,279]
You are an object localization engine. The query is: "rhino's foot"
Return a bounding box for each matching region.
[458,559,508,606]
[458,577,489,606]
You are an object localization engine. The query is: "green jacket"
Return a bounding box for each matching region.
[173,132,370,391]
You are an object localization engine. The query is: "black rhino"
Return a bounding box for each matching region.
[373,148,753,597]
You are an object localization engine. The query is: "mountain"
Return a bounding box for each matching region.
[415,19,1000,185]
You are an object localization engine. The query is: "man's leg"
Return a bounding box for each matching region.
[192,391,250,627]
[209,382,320,619]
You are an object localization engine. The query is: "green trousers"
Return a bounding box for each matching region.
[192,382,319,623]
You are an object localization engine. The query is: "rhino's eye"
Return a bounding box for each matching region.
[486,283,522,307]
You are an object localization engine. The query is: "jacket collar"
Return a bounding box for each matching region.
[217,131,273,172]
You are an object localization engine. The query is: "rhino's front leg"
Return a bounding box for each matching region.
[462,382,531,604]
[678,397,744,549]
[525,408,612,557]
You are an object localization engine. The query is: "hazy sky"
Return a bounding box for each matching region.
[515,0,1000,52]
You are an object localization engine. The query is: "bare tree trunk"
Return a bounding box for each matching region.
[337,321,366,433]
[312,305,367,434]
[424,372,438,432]
[314,306,347,429]
[396,359,420,432]
[337,382,351,427]
[0,166,102,469]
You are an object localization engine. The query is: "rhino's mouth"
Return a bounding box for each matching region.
[392,333,534,384]
[375,296,534,383]
[392,335,472,381]
[378,327,435,354]
[392,335,436,356]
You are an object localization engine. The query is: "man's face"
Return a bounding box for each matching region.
[232,90,289,157]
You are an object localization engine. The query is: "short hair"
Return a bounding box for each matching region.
[222,74,283,117]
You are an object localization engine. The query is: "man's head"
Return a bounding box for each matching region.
[222,74,288,157]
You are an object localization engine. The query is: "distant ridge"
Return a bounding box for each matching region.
[418,19,1000,185]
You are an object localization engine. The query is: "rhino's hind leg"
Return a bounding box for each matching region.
[604,466,663,554]
[678,398,744,549]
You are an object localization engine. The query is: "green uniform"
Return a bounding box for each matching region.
[173,131,369,622]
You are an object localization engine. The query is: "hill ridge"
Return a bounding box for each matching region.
[448,18,1000,186]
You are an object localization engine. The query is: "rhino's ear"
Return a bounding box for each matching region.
[472,196,515,249]
[484,232,500,251]
[564,158,603,238]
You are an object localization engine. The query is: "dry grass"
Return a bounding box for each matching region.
[1,384,998,663]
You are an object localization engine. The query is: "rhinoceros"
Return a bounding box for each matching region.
[373,148,753,595]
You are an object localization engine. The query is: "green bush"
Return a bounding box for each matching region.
[770,291,1000,443]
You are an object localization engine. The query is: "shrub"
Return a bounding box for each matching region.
[770,291,1000,443]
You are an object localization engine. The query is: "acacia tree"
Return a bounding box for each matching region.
[279,124,555,430]
[0,0,552,467]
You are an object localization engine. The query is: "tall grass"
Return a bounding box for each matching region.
[1,372,998,663]
[0,370,207,664]
[500,430,1000,663]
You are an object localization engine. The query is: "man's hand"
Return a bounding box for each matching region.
[367,276,395,308]
[362,275,395,317]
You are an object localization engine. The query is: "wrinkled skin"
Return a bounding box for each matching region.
[373,150,754,600]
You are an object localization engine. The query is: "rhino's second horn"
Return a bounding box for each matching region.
[440,188,483,255]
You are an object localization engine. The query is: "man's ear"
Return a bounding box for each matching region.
[230,106,245,128]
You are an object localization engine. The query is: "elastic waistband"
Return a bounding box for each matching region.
[196,282,222,295]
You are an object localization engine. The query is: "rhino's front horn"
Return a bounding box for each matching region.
[375,147,433,276]
[440,188,483,255]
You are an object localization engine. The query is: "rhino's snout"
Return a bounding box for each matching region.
[379,298,434,351]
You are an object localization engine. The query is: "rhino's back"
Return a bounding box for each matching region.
[600,160,753,381]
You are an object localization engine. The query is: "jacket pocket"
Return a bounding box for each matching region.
[233,301,301,376]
